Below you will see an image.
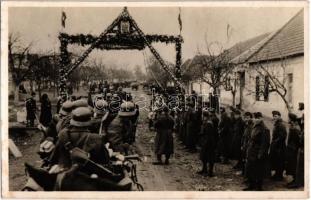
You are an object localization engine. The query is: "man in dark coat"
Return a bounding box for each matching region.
[40,93,52,127]
[49,107,110,168]
[241,112,254,175]
[209,108,220,161]
[26,92,37,127]
[185,102,200,152]
[231,110,245,170]
[269,110,287,181]
[197,111,217,177]
[153,107,174,165]
[244,112,270,191]
[218,107,231,164]
[286,113,302,188]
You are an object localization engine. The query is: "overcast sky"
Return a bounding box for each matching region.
[9,7,302,71]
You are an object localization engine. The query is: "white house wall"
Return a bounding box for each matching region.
[241,56,303,119]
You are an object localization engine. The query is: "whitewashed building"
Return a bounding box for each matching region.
[185,9,304,119]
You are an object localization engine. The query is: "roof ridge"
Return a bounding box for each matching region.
[247,9,303,62]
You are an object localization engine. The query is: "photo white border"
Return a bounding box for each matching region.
[1,1,309,199]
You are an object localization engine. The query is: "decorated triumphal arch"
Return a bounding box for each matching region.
[58,7,184,99]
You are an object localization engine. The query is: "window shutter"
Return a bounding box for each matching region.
[255,76,260,101]
[264,76,269,101]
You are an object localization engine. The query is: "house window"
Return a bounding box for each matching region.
[255,75,269,101]
[288,73,293,104]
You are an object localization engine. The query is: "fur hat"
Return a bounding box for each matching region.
[272,110,281,117]
[288,113,298,122]
[244,112,253,118]
[254,112,263,119]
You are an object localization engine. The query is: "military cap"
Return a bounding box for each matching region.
[202,109,210,117]
[59,101,74,116]
[106,93,112,97]
[208,108,215,114]
[288,113,298,122]
[244,112,253,118]
[72,99,88,109]
[94,94,104,99]
[272,110,281,116]
[119,101,136,117]
[254,112,263,119]
[70,107,93,127]
[234,110,241,115]
[220,107,226,113]
[94,100,109,115]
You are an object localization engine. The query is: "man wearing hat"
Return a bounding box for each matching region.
[269,110,287,181]
[285,113,302,188]
[218,107,231,164]
[26,92,37,127]
[231,109,245,170]
[185,101,200,153]
[106,101,135,152]
[241,112,254,176]
[89,99,110,134]
[50,107,110,168]
[153,106,175,165]
[197,110,217,176]
[55,100,75,134]
[209,108,220,162]
[244,112,270,191]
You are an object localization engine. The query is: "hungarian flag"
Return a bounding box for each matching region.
[61,11,67,28]
[178,8,182,32]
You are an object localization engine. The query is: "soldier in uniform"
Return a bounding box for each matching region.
[244,112,270,191]
[269,110,287,181]
[285,113,302,188]
[185,101,200,153]
[218,107,231,164]
[26,92,37,127]
[153,106,174,165]
[197,111,217,177]
[241,112,254,175]
[106,101,135,152]
[231,110,245,170]
[89,99,110,134]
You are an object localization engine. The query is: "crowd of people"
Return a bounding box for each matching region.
[149,93,305,191]
[23,84,305,191]
[23,85,142,190]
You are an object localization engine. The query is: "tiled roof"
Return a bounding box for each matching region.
[248,9,304,63]
[227,32,271,64]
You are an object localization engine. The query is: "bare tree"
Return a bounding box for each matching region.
[8,33,35,102]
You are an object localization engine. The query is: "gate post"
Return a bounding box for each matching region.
[59,35,70,101]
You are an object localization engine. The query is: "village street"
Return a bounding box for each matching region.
[9,87,300,191]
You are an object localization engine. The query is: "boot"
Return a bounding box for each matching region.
[208,163,214,177]
[164,154,170,165]
[243,180,256,191]
[197,162,208,175]
[152,154,163,165]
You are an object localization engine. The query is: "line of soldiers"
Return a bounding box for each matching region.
[173,98,304,191]
[30,88,140,190]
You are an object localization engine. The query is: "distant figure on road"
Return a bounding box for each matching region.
[39,93,52,127]
[26,92,37,127]
[153,106,174,165]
